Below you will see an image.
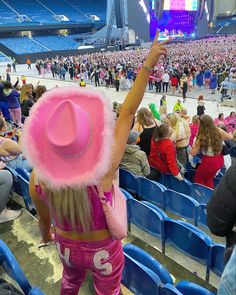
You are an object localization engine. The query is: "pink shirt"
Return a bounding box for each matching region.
[189,123,199,146]
[36,185,112,232]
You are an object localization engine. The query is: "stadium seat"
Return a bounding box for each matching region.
[123,244,173,285]
[119,169,138,194]
[122,253,161,295]
[163,219,213,281]
[197,205,208,228]
[141,201,168,219]
[161,283,183,295]
[175,281,215,295]
[163,175,191,195]
[16,167,30,181]
[164,189,199,225]
[127,199,165,252]
[120,188,134,199]
[210,244,225,277]
[137,177,165,207]
[190,183,213,205]
[0,240,44,295]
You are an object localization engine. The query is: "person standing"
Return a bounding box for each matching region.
[12,57,16,72]
[26,58,31,69]
[162,71,170,93]
[114,72,120,92]
[26,32,169,295]
[3,81,21,126]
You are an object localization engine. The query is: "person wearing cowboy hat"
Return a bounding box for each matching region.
[25,31,168,295]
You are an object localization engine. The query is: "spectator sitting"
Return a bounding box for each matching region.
[225,111,236,134]
[149,123,183,180]
[120,131,150,177]
[173,99,184,113]
[0,117,31,171]
[0,168,21,223]
[197,95,205,117]
[189,115,199,147]
[214,113,226,127]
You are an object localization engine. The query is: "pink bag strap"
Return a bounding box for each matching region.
[97,184,114,206]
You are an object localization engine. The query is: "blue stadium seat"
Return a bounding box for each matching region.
[123,244,173,285]
[175,281,215,295]
[137,177,165,207]
[119,169,138,194]
[210,244,225,277]
[163,219,213,281]
[141,201,168,219]
[127,199,165,252]
[0,240,44,295]
[122,253,161,295]
[33,35,79,50]
[120,188,134,199]
[190,184,213,205]
[161,283,183,295]
[15,167,30,181]
[197,205,208,228]
[163,175,191,195]
[164,189,199,225]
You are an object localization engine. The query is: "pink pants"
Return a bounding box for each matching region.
[194,154,224,188]
[56,235,124,295]
[9,108,21,125]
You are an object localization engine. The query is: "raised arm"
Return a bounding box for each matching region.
[102,33,168,189]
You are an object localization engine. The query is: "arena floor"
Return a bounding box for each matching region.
[0,63,235,120]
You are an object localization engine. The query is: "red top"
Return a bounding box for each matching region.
[149,138,179,176]
[170,77,178,86]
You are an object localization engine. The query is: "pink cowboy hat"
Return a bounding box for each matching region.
[22,87,115,189]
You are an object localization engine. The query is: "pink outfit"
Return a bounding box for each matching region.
[189,123,199,146]
[225,116,236,134]
[36,185,124,295]
[214,118,226,126]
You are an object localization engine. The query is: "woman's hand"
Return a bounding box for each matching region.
[144,30,169,69]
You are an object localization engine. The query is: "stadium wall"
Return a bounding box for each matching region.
[0,44,117,64]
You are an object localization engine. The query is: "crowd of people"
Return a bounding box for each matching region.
[0,33,236,295]
[17,35,235,99]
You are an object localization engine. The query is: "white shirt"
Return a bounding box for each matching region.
[163,73,170,83]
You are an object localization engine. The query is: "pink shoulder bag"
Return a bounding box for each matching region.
[97,184,128,240]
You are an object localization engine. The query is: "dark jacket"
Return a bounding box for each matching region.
[207,164,236,260]
[21,98,34,117]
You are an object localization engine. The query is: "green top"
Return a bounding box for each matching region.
[149,103,161,121]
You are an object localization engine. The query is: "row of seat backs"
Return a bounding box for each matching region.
[120,172,210,228]
[123,196,225,281]
[122,244,215,295]
[0,240,44,295]
[119,168,213,205]
[6,166,33,211]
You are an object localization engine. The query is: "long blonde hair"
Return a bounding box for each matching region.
[20,84,32,103]
[167,113,190,139]
[43,185,92,232]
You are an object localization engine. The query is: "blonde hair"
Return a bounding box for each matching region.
[159,105,167,115]
[43,185,92,232]
[167,113,190,139]
[137,107,154,126]
[20,84,31,103]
